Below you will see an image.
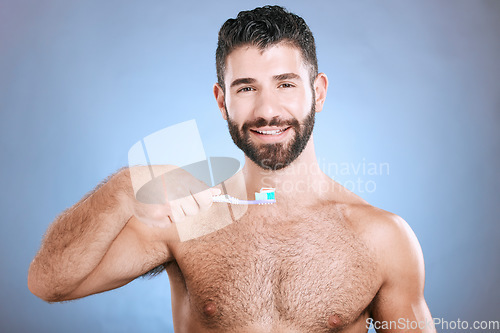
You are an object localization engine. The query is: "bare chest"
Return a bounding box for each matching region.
[170,207,380,332]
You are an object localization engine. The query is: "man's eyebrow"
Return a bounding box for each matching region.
[230,77,256,88]
[273,73,301,81]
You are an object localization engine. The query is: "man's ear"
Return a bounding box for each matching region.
[313,73,328,113]
[213,83,227,120]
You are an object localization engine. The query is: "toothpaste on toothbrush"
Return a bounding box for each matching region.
[213,188,276,205]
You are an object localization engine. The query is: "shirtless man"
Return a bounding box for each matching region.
[28,5,435,333]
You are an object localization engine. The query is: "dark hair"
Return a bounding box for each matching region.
[216,5,318,91]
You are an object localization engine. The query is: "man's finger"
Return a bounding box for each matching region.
[179,196,200,216]
[192,187,220,211]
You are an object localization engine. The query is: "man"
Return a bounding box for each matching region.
[28,5,435,332]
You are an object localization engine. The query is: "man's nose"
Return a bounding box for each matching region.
[253,88,280,119]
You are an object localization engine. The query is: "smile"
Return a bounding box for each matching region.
[248,126,292,143]
[250,127,290,136]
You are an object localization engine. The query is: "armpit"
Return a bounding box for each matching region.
[140,263,166,279]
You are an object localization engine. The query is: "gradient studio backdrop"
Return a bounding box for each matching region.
[1,0,499,332]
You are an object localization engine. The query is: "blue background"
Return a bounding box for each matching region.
[1,0,499,332]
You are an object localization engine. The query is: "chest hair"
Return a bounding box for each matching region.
[174,205,378,331]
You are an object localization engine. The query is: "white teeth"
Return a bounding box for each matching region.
[256,128,286,135]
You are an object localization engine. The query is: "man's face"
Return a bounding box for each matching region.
[219,43,317,171]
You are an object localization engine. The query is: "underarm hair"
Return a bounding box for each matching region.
[140,264,166,279]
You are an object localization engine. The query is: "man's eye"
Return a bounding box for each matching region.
[279,83,294,88]
[238,87,254,93]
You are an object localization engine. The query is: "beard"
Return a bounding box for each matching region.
[226,98,316,171]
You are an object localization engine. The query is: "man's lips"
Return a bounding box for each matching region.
[249,126,291,135]
[248,126,292,143]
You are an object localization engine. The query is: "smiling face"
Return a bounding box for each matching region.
[214,43,322,171]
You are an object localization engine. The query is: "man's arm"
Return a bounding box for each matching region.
[27,167,176,302]
[369,214,436,333]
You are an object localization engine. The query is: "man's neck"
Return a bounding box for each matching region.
[241,136,330,204]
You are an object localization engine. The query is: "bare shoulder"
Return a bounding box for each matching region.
[316,181,422,267]
[347,204,415,243]
[343,202,425,288]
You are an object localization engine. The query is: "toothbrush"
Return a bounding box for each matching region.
[212,194,275,205]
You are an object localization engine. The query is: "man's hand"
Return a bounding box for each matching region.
[129,166,221,228]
